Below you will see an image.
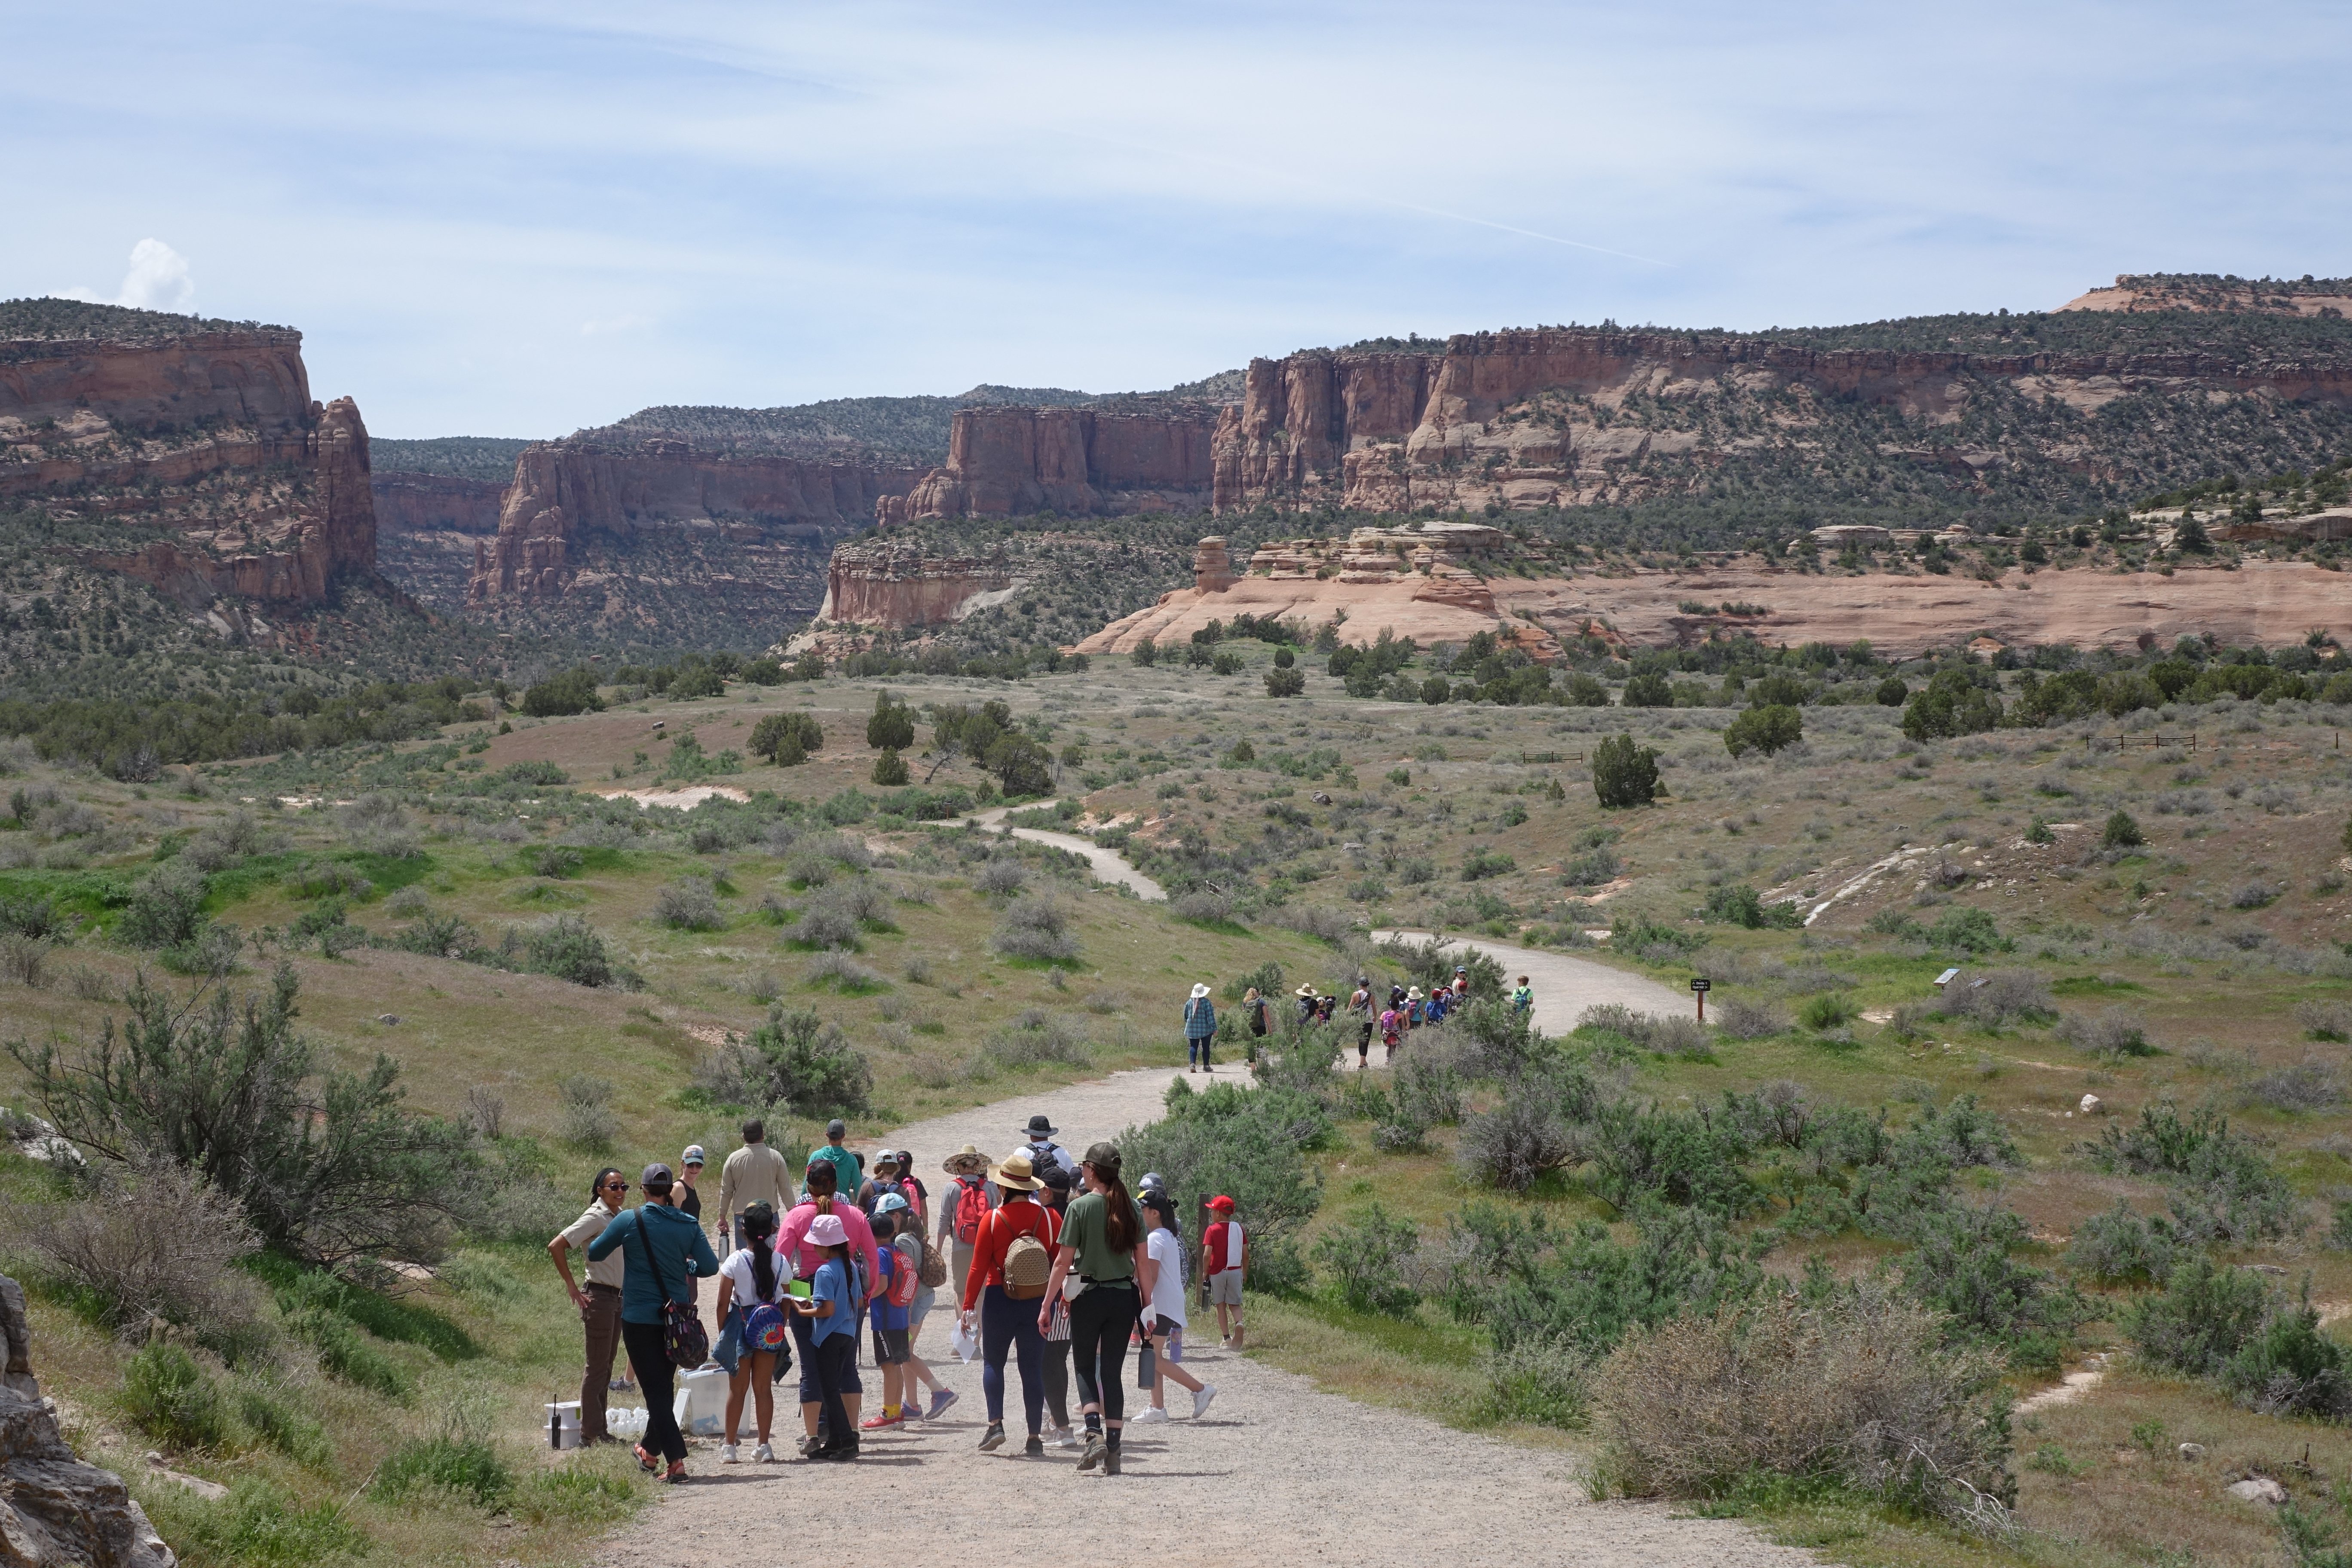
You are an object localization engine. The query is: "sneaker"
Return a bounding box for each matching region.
[1133,1407,1170,1425]
[796,1434,820,1457]
[1024,1434,1045,1457]
[860,1411,904,1431]
[1077,1432,1104,1471]
[822,1441,859,1463]
[609,1378,633,1392]
[754,1442,776,1463]
[927,1388,960,1420]
[1192,1384,1219,1420]
[720,1444,741,1464]
[1051,1426,1077,1449]
[978,1422,1007,1452]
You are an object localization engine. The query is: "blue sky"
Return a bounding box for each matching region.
[7,1,2347,438]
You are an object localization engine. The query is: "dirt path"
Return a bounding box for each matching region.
[965,804,1167,900]
[1372,930,1688,1035]
[596,1056,1806,1568]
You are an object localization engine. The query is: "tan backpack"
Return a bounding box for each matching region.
[1000,1205,1055,1301]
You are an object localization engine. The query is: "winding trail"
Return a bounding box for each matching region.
[1372,930,1687,1033]
[592,1051,1806,1568]
[964,804,1167,900]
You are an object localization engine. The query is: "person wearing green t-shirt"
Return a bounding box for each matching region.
[1038,1140,1148,1476]
[809,1119,861,1201]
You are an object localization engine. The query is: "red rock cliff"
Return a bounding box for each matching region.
[372,472,507,536]
[898,406,1216,522]
[0,324,379,608]
[467,438,924,604]
[812,540,1017,628]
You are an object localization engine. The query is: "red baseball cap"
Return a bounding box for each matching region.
[1206,1195,1236,1213]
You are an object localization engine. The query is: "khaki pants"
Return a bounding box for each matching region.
[581,1286,623,1440]
[952,1240,976,1304]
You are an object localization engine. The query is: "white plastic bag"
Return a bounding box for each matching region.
[948,1317,978,1364]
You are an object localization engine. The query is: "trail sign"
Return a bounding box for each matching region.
[1690,976,1710,1020]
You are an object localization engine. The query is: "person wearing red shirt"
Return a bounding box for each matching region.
[1203,1194,1246,1348]
[958,1148,1061,1457]
[777,1159,884,1453]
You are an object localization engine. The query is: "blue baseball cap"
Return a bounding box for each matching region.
[874,1192,912,1215]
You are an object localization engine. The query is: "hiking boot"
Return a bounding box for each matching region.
[823,1440,859,1462]
[1024,1434,1045,1458]
[1077,1431,1105,1471]
[1133,1407,1169,1425]
[1104,1444,1122,1476]
[1192,1384,1219,1420]
[978,1422,1007,1452]
[926,1388,960,1420]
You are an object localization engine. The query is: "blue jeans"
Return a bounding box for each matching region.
[1188,1035,1213,1068]
[980,1284,1046,1434]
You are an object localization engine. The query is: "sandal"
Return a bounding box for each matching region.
[633,1443,659,1474]
[661,1462,688,1485]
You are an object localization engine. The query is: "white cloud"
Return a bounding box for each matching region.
[65,238,194,312]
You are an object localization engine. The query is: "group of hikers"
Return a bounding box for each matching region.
[548,1113,1243,1479]
[1196,965,1535,1071]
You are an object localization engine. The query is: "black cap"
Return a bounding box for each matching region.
[641,1163,674,1188]
[827,1118,846,1139]
[1038,1163,1074,1192]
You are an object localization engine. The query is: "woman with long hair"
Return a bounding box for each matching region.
[714,1201,791,1462]
[1038,1140,1146,1474]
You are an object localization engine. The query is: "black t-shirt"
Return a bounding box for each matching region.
[679,1185,703,1221]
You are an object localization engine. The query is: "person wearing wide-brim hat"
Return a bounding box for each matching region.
[1294,982,1320,1024]
[1183,982,1218,1074]
[938,1145,992,1316]
[1020,1113,1075,1179]
[959,1148,1062,1456]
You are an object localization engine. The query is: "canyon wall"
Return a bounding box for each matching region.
[0,324,379,610]
[467,438,923,605]
[888,405,1216,523]
[372,471,506,535]
[1210,328,2352,515]
[811,539,1019,627]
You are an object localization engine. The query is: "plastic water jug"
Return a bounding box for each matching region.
[673,1365,730,1437]
[607,1406,649,1438]
[545,1401,582,1450]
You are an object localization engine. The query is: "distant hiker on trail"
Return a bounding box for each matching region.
[940,1144,993,1301]
[1184,982,1217,1073]
[586,1162,720,1485]
[714,1201,790,1465]
[1379,1002,1403,1063]
[1315,991,1337,1025]
[677,1145,706,1225]
[1040,1140,1147,1475]
[1020,1113,1077,1178]
[1512,975,1534,1016]
[718,1118,793,1247]
[1203,1194,1246,1348]
[1405,986,1425,1029]
[1242,986,1271,1044]
[1453,964,1471,999]
[1425,986,1450,1026]
[548,1167,628,1446]
[1133,1188,1216,1424]
[961,1149,1061,1457]
[1350,978,1375,1068]
[810,1118,861,1199]
[1034,1161,1078,1448]
[1295,983,1320,1025]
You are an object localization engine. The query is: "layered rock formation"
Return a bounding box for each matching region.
[1209,328,2352,516]
[371,472,505,536]
[810,540,1020,627]
[1074,535,2352,660]
[466,438,922,606]
[0,317,379,616]
[2063,273,2352,318]
[887,406,1215,523]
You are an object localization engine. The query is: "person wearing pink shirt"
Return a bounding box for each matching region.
[777,1158,883,1453]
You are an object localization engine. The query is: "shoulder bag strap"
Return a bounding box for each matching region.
[630,1211,677,1307]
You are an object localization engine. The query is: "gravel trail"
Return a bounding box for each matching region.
[594,1055,1806,1568]
[964,804,1167,900]
[1372,930,1689,1034]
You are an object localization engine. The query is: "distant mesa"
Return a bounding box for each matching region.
[2061,273,2352,319]
[880,404,1218,525]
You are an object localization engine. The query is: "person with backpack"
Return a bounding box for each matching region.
[1315,991,1337,1025]
[1348,978,1375,1069]
[1133,1189,1216,1424]
[959,1148,1061,1457]
[858,1149,909,1215]
[1512,975,1534,1017]
[714,1201,792,1464]
[1020,1115,1076,1179]
[892,1148,930,1229]
[1424,986,1449,1026]
[1202,1194,1246,1348]
[585,1162,720,1485]
[809,1118,861,1200]
[1242,986,1271,1044]
[1183,982,1217,1073]
[940,1144,993,1302]
[780,1213,861,1462]
[1295,983,1320,1025]
[872,1192,954,1422]
[1038,1141,1147,1475]
[1032,1161,1079,1447]
[861,1197,921,1431]
[1378,1001,1403,1063]
[779,1158,882,1453]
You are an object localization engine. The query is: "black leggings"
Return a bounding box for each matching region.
[1041,1332,1072,1429]
[809,1330,858,1450]
[1069,1281,1139,1424]
[619,1320,685,1463]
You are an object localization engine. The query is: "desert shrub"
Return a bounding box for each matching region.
[1117,1077,1324,1272]
[1,1157,268,1350]
[2222,1295,2352,1420]
[119,861,209,949]
[2125,1253,2273,1378]
[1483,1334,1594,1428]
[1592,734,1662,808]
[521,914,637,989]
[786,891,862,950]
[1583,1100,1761,1218]
[288,859,374,899]
[805,949,885,994]
[2056,1006,2154,1056]
[1458,1099,1578,1192]
[2101,809,2145,849]
[525,845,583,879]
[556,1075,616,1151]
[2245,1058,2346,1112]
[1723,703,1803,759]
[1170,888,1236,926]
[974,857,1028,897]
[2085,1102,2306,1245]
[1935,968,2053,1028]
[1897,1202,2083,1352]
[0,932,47,988]
[1592,1283,2013,1529]
[750,711,824,765]
[991,896,1079,962]
[653,878,723,931]
[1393,1052,1464,1127]
[6,964,472,1268]
[181,811,280,874]
[120,1342,233,1452]
[1311,1203,1421,1317]
[980,1011,1092,1069]
[1461,848,1516,882]
[1891,1094,2019,1170]
[389,911,485,962]
[2298,1000,2352,1042]
[1713,996,1785,1040]
[337,794,420,858]
[0,894,70,941]
[1703,884,1801,928]
[697,1004,873,1115]
[1798,992,1860,1031]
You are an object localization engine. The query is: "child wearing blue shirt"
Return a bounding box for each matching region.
[784,1212,860,1461]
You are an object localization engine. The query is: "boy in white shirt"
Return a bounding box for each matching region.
[1134,1190,1216,1423]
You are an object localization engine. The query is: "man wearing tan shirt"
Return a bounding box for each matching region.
[717,1118,794,1247]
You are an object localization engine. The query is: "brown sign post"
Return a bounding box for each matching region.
[1690,977,1710,1022]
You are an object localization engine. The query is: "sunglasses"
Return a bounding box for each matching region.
[600,1181,632,1191]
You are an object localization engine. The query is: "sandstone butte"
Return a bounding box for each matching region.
[809,539,1019,628]
[465,437,927,605]
[1204,322,2352,518]
[0,325,378,622]
[879,404,1218,525]
[1068,529,2352,661]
